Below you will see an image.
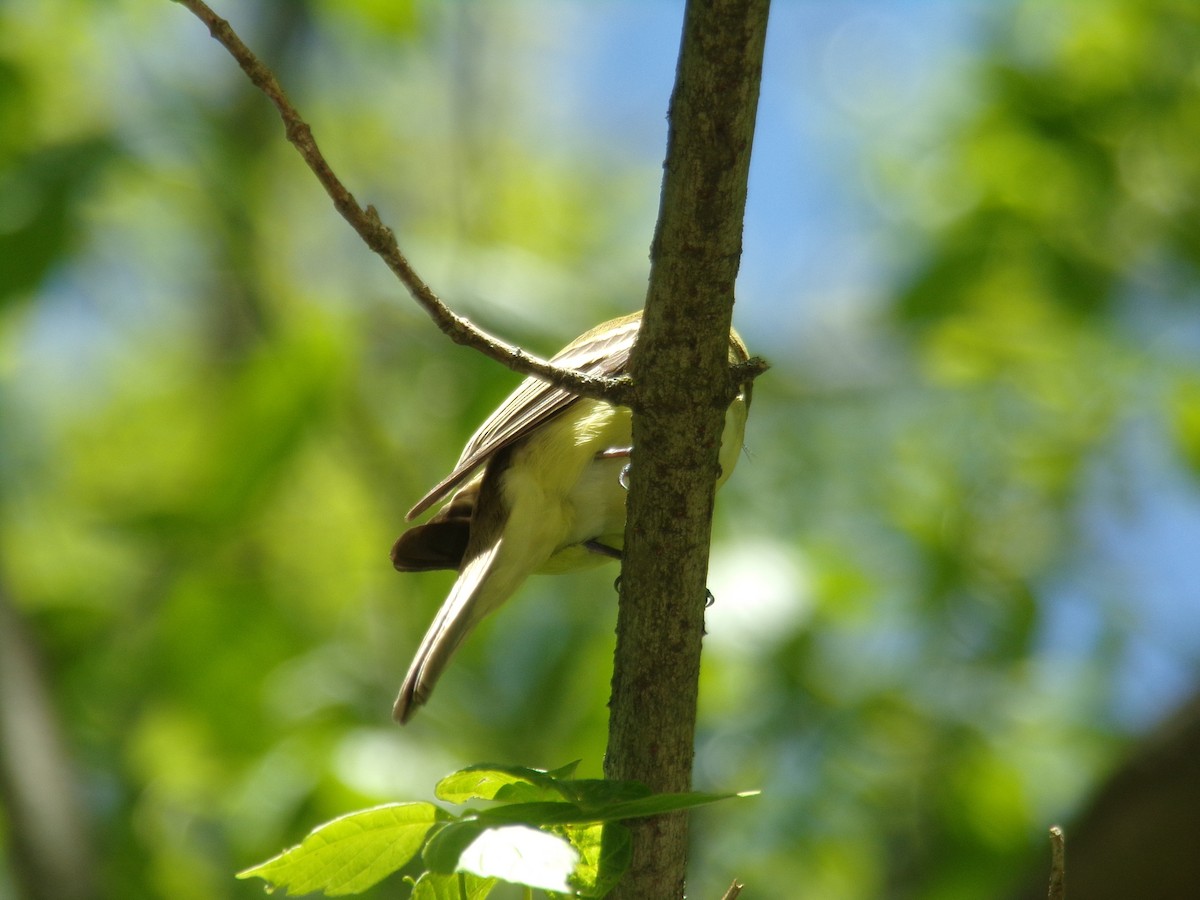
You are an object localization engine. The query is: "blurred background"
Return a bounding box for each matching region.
[2,0,1199,897]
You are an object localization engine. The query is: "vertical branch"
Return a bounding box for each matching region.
[604,1,769,898]
[1048,826,1066,900]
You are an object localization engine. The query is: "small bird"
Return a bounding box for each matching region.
[390,311,751,723]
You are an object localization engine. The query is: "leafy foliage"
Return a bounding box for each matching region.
[238,803,446,895]
[2,0,1200,898]
[237,763,746,897]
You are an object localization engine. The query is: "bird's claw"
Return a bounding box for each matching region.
[595,446,633,490]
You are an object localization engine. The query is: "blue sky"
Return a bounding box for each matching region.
[500,1,994,348]
[510,0,1200,731]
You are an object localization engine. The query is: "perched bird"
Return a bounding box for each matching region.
[390,311,751,723]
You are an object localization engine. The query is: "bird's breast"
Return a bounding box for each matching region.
[500,393,747,577]
[499,399,632,575]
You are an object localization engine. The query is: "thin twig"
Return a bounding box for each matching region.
[1048,825,1065,900]
[171,0,630,404]
[720,880,745,900]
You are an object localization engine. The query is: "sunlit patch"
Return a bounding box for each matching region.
[458,825,579,892]
[332,728,457,799]
[704,538,813,654]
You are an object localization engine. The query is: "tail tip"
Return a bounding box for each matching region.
[392,680,427,724]
[392,693,415,724]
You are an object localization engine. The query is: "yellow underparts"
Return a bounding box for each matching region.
[501,392,748,577]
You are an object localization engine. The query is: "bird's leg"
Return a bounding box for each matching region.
[604,560,714,603]
[593,445,717,604]
[584,539,623,560]
[596,446,633,490]
[592,446,713,601]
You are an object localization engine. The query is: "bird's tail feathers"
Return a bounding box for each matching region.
[392,539,506,723]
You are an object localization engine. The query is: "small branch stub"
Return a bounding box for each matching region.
[1048,825,1066,900]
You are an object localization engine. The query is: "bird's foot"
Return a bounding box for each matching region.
[608,572,716,607]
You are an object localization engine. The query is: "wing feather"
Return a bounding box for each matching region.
[405,312,642,519]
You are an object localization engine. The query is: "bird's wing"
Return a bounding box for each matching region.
[390,477,479,571]
[405,312,642,520]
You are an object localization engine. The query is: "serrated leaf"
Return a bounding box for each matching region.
[410,870,498,900]
[236,802,443,896]
[436,763,572,804]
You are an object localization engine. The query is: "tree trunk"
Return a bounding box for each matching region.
[604,1,770,898]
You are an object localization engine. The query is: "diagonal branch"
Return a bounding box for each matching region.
[171,0,631,405]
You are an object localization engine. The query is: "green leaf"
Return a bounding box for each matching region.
[545,760,583,780]
[436,763,577,804]
[593,790,757,822]
[434,764,714,822]
[455,825,579,893]
[236,802,444,896]
[471,802,591,827]
[471,791,754,828]
[424,822,490,874]
[425,821,581,894]
[409,871,498,900]
[558,822,631,899]
[551,778,651,812]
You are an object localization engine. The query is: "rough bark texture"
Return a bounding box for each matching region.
[603,1,770,898]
